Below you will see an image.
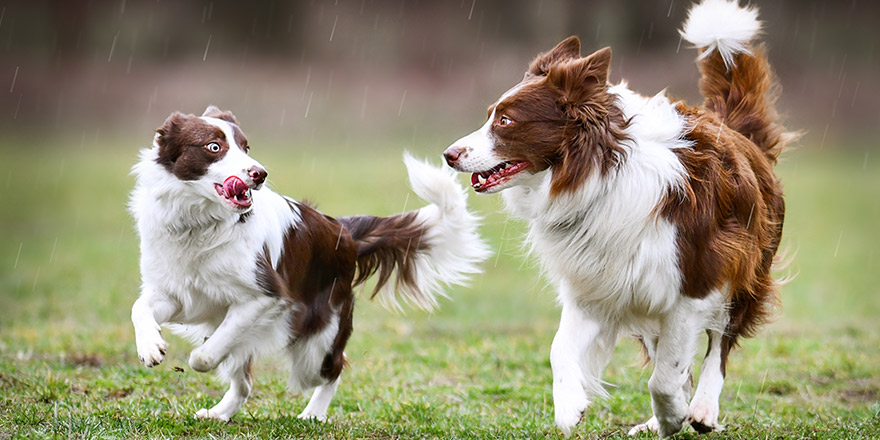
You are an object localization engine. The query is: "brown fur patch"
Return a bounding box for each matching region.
[256,202,435,381]
[662,104,784,368]
[259,201,357,381]
[339,212,430,298]
[695,45,794,162]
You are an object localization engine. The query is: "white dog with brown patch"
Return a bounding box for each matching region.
[130,106,489,422]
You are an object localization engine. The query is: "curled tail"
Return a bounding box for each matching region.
[340,153,490,311]
[681,0,797,163]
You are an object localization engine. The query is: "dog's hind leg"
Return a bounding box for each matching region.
[688,319,729,433]
[195,357,254,421]
[551,298,618,437]
[298,376,341,421]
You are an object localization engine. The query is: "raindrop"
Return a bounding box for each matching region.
[9,65,18,93]
[668,0,675,18]
[203,34,212,61]
[833,231,842,258]
[304,91,314,118]
[301,66,312,101]
[863,151,869,170]
[745,203,755,229]
[494,218,509,268]
[0,7,5,29]
[31,266,41,293]
[335,225,344,250]
[13,242,22,269]
[119,0,126,16]
[468,0,476,20]
[850,80,860,108]
[13,93,22,120]
[279,108,286,126]
[49,237,58,264]
[397,90,407,117]
[108,33,118,62]
[329,15,339,42]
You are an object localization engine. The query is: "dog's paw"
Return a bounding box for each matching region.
[136,333,168,368]
[627,416,659,436]
[195,408,231,422]
[297,410,328,422]
[688,399,724,433]
[656,413,688,438]
[188,348,219,372]
[554,391,588,437]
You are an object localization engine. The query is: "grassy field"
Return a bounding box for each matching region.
[1,135,878,439]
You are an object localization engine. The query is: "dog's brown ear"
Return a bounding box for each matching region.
[156,111,186,142]
[202,105,239,124]
[547,46,612,94]
[528,36,581,76]
[154,111,190,167]
[546,47,626,197]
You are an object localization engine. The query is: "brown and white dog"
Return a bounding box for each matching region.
[130,106,489,421]
[443,0,795,437]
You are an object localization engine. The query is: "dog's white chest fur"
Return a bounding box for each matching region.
[502,86,692,319]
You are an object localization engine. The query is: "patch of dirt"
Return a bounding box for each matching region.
[104,388,133,400]
[68,353,104,368]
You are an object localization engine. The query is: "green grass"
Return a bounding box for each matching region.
[1,136,878,439]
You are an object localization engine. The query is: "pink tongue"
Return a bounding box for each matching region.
[223,176,248,198]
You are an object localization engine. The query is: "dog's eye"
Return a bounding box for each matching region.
[244,145,250,154]
[206,142,221,153]
[498,116,513,126]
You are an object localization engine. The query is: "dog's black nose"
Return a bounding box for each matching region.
[444,146,465,167]
[248,166,267,186]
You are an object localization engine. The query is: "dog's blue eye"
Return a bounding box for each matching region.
[206,142,221,153]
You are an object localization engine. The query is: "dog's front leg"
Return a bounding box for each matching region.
[649,305,701,437]
[551,299,617,437]
[132,287,180,367]
[188,295,276,373]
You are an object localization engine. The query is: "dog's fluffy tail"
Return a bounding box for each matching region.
[339,153,490,311]
[681,0,797,163]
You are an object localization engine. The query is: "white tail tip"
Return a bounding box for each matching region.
[680,0,761,69]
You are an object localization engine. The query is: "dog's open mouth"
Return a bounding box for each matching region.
[471,160,530,193]
[214,176,252,209]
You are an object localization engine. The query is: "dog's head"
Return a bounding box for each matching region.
[153,106,267,213]
[444,36,628,197]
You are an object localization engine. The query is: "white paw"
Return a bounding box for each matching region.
[688,399,724,433]
[656,413,688,438]
[136,333,168,368]
[195,408,230,422]
[554,389,589,437]
[627,416,659,436]
[188,348,219,372]
[297,410,328,422]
